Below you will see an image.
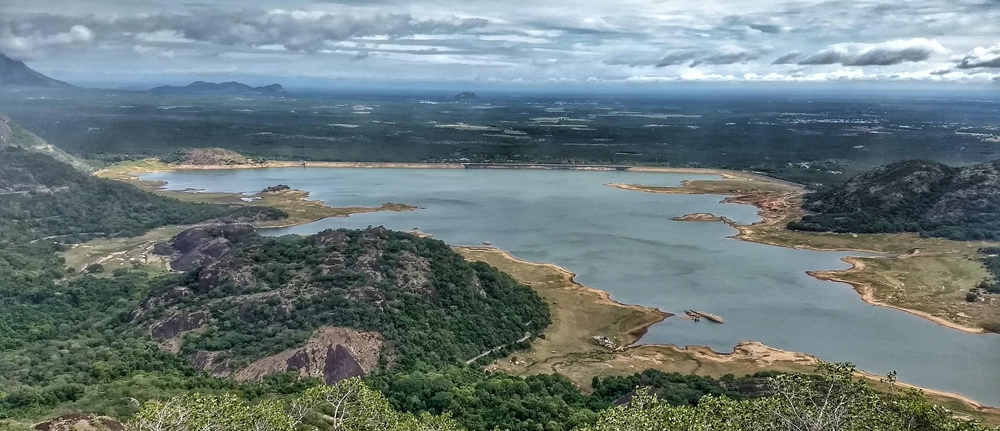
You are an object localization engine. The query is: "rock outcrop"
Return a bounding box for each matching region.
[234,327,383,384]
[33,414,124,431]
[157,224,257,272]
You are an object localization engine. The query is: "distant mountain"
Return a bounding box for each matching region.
[0,112,91,172]
[454,91,478,100]
[149,81,284,94]
[790,159,1000,240]
[0,53,74,88]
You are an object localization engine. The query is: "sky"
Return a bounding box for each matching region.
[2,0,1000,87]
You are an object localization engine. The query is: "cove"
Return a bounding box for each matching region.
[143,167,1000,405]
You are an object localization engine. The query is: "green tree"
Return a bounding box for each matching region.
[580,364,989,431]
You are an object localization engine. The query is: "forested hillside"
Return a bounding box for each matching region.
[789,159,1000,240]
[139,225,551,378]
[0,112,91,172]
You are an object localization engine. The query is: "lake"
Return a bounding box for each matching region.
[144,167,1000,405]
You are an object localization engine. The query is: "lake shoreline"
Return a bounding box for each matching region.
[96,158,770,180]
[107,163,996,335]
[607,181,999,335]
[454,245,672,347]
[456,246,1000,417]
[808,257,987,335]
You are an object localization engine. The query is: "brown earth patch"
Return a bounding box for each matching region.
[33,414,124,431]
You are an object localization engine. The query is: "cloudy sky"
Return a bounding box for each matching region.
[2,0,999,87]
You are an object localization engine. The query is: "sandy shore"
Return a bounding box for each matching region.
[808,257,987,335]
[454,245,671,345]
[855,369,999,413]
[458,245,997,412]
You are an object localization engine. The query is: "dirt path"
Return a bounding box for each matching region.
[466,332,531,365]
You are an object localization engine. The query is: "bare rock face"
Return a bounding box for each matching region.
[33,414,124,431]
[234,327,383,384]
[151,311,211,341]
[189,350,233,377]
[165,224,258,272]
[150,311,211,354]
[352,252,383,281]
[313,229,350,249]
[395,251,431,294]
[320,251,346,275]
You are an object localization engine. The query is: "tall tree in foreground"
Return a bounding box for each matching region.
[580,364,989,431]
[128,378,462,431]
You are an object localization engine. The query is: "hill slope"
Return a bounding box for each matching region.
[789,159,1000,240]
[0,112,91,172]
[150,81,283,94]
[139,225,551,379]
[0,53,73,87]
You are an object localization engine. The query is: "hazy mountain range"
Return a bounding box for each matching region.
[149,81,284,94]
[0,53,74,88]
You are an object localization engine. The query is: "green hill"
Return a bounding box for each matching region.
[790,159,1000,240]
[1,112,92,173]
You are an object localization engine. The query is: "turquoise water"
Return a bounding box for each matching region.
[144,167,1000,405]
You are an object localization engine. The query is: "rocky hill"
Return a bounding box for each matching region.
[140,225,550,381]
[790,159,1000,240]
[150,81,284,94]
[0,53,74,87]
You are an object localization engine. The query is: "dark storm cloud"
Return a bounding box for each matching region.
[654,51,700,67]
[605,46,758,68]
[772,51,802,64]
[1,10,489,53]
[689,46,759,66]
[797,39,945,66]
[956,43,1000,69]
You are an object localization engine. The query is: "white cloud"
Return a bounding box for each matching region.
[956,42,1000,69]
[0,24,95,57]
[3,0,999,84]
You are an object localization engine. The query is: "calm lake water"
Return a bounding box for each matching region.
[144,167,1000,405]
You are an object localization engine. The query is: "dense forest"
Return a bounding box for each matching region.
[789,159,1000,240]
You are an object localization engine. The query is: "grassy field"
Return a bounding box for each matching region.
[810,255,999,334]
[610,176,1000,333]
[60,225,184,276]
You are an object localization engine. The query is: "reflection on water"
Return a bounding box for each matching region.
[144,167,1000,405]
